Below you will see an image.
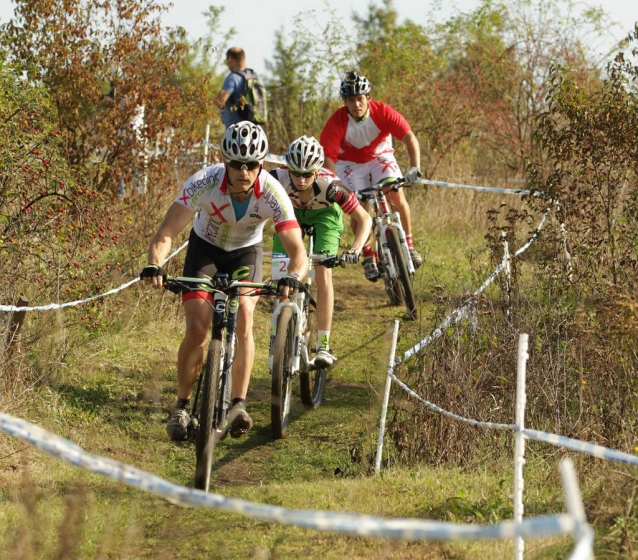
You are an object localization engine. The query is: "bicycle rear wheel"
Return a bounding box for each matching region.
[300,303,326,409]
[387,228,417,320]
[194,330,225,491]
[271,306,295,439]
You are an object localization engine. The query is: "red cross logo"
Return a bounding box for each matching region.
[179,191,190,205]
[378,158,395,173]
[209,202,230,222]
[343,168,353,179]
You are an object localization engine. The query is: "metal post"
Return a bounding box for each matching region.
[375,320,401,474]
[514,333,529,560]
[559,458,594,559]
[502,231,511,316]
[203,123,210,168]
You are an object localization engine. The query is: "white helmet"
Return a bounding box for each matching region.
[285,135,324,173]
[340,71,371,99]
[221,121,268,162]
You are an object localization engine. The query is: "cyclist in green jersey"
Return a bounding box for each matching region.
[270,136,372,367]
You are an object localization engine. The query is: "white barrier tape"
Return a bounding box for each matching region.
[416,178,536,196]
[398,204,552,365]
[388,371,515,431]
[205,142,286,166]
[397,260,506,364]
[0,412,578,541]
[523,429,638,466]
[0,241,189,313]
[514,204,552,256]
[387,372,638,466]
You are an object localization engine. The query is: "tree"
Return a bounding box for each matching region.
[265,5,352,152]
[1,0,211,195]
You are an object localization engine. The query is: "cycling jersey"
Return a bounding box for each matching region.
[175,164,299,251]
[319,100,411,164]
[269,168,360,214]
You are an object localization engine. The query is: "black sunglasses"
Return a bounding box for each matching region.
[289,170,315,179]
[227,160,261,171]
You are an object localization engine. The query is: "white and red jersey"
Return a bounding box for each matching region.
[270,167,360,214]
[175,164,299,251]
[320,100,411,164]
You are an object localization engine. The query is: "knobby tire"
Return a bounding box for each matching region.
[300,302,326,409]
[194,331,224,491]
[387,228,417,320]
[378,231,401,307]
[271,306,295,439]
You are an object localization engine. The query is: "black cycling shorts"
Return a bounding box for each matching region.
[182,229,263,302]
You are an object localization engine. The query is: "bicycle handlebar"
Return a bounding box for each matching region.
[310,254,345,269]
[357,177,408,201]
[162,275,279,296]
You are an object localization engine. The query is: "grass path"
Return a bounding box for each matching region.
[0,198,576,558]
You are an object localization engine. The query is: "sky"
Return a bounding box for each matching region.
[0,0,636,77]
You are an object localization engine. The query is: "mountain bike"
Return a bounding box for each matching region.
[163,274,278,492]
[269,225,343,439]
[358,177,417,320]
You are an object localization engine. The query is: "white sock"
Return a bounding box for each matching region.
[318,330,330,350]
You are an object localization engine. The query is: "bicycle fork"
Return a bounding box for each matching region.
[268,297,304,374]
[213,291,236,417]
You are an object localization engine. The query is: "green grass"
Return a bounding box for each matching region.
[0,190,604,558]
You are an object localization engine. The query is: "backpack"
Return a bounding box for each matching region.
[232,69,268,125]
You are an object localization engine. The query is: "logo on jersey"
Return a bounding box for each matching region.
[326,184,343,203]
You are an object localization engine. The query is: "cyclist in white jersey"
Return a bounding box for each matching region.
[320,71,423,281]
[270,136,372,367]
[140,122,308,441]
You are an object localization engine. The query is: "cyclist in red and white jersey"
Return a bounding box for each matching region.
[320,71,423,281]
[270,136,372,367]
[140,122,307,441]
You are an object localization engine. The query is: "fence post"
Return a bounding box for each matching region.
[502,230,511,316]
[4,297,29,356]
[375,320,401,474]
[203,123,210,168]
[514,333,529,560]
[559,458,594,559]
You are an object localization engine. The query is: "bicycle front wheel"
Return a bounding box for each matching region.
[194,330,224,491]
[300,303,326,409]
[387,228,417,320]
[271,306,295,439]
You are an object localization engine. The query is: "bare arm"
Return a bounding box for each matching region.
[323,156,337,174]
[278,227,309,281]
[401,130,421,170]
[348,204,372,252]
[214,89,230,109]
[145,202,194,288]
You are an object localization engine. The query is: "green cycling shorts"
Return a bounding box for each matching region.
[273,204,344,256]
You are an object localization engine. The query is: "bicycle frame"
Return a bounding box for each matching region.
[166,275,275,431]
[369,187,415,278]
[268,232,318,376]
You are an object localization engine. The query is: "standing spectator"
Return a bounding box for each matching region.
[319,72,423,281]
[214,47,261,129]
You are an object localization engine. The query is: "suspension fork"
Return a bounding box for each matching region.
[377,220,416,277]
[214,290,238,412]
